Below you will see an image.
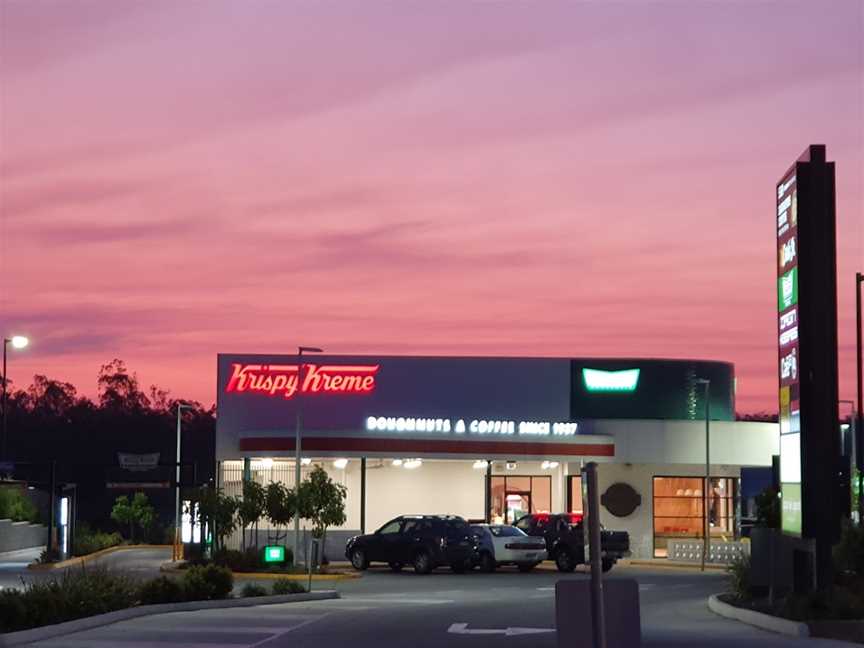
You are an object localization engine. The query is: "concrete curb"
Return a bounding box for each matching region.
[0,590,339,647]
[626,559,727,571]
[708,594,810,638]
[27,544,171,571]
[159,561,360,581]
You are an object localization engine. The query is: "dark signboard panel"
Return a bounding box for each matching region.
[776,144,840,587]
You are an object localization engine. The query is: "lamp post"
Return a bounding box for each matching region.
[294,346,323,565]
[856,272,863,523]
[695,378,711,572]
[2,335,29,461]
[174,402,195,561]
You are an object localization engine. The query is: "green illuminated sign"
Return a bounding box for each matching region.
[781,483,802,536]
[778,267,798,311]
[582,368,640,392]
[263,545,286,563]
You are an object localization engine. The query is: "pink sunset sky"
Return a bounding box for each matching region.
[0,1,861,414]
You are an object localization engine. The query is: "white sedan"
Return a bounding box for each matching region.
[471,524,548,572]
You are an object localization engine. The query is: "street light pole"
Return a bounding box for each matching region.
[856,272,863,522]
[2,336,30,461]
[174,403,194,561]
[294,346,323,565]
[696,378,711,572]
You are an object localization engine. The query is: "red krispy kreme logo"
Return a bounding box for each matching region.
[225,363,379,399]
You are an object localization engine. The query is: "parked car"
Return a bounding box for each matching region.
[513,513,630,573]
[346,515,477,574]
[470,524,547,572]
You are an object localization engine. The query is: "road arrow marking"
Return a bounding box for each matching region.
[448,623,555,636]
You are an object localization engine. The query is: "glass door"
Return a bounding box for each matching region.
[505,492,531,523]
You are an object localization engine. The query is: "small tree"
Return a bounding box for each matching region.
[299,466,347,561]
[111,492,155,542]
[111,495,136,541]
[236,481,266,551]
[131,492,155,539]
[196,486,238,553]
[264,481,295,546]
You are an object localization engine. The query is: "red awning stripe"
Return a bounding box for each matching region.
[237,436,614,457]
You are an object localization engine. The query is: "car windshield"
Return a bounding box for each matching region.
[489,526,526,538]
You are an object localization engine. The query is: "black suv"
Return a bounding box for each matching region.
[514,513,630,572]
[346,515,476,574]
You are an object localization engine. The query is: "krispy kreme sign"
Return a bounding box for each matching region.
[225,363,379,399]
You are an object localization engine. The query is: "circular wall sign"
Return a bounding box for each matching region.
[600,482,642,517]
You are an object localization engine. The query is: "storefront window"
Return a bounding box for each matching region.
[653,476,736,558]
[489,476,552,524]
[567,476,583,515]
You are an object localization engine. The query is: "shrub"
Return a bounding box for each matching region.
[35,547,61,564]
[834,519,864,578]
[139,576,185,605]
[241,583,268,597]
[272,579,305,595]
[0,590,27,633]
[182,564,233,601]
[73,526,123,557]
[727,553,751,602]
[213,547,260,571]
[4,567,139,631]
[782,587,863,621]
[0,486,39,523]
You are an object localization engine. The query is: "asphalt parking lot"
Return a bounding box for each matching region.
[19,562,857,648]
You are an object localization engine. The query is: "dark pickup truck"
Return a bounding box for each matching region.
[513,513,630,572]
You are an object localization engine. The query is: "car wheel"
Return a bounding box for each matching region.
[479,552,496,573]
[388,561,404,572]
[517,562,536,573]
[413,550,432,574]
[350,548,368,571]
[555,549,576,573]
[601,558,615,573]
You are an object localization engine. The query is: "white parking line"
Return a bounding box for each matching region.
[247,614,330,647]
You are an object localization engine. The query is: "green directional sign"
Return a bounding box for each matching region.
[263,545,286,563]
[778,267,798,311]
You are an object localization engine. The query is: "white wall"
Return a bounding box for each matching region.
[570,462,741,559]
[602,420,777,466]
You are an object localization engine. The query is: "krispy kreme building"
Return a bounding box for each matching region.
[216,354,778,559]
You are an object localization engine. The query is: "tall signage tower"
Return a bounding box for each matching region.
[776,144,840,589]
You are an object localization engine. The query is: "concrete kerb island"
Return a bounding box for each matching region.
[708,594,811,638]
[0,591,340,648]
[27,544,172,571]
[159,561,361,581]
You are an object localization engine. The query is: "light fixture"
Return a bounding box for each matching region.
[10,336,29,350]
[301,458,312,466]
[472,460,488,470]
[541,461,559,470]
[259,458,273,470]
[391,459,403,467]
[506,461,517,471]
[582,368,640,392]
[403,458,422,469]
[333,458,349,469]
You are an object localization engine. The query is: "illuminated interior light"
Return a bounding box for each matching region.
[391,459,403,467]
[257,458,273,470]
[582,368,640,392]
[301,458,312,465]
[541,461,559,470]
[472,460,488,470]
[333,458,349,469]
[403,459,422,469]
[506,461,517,471]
